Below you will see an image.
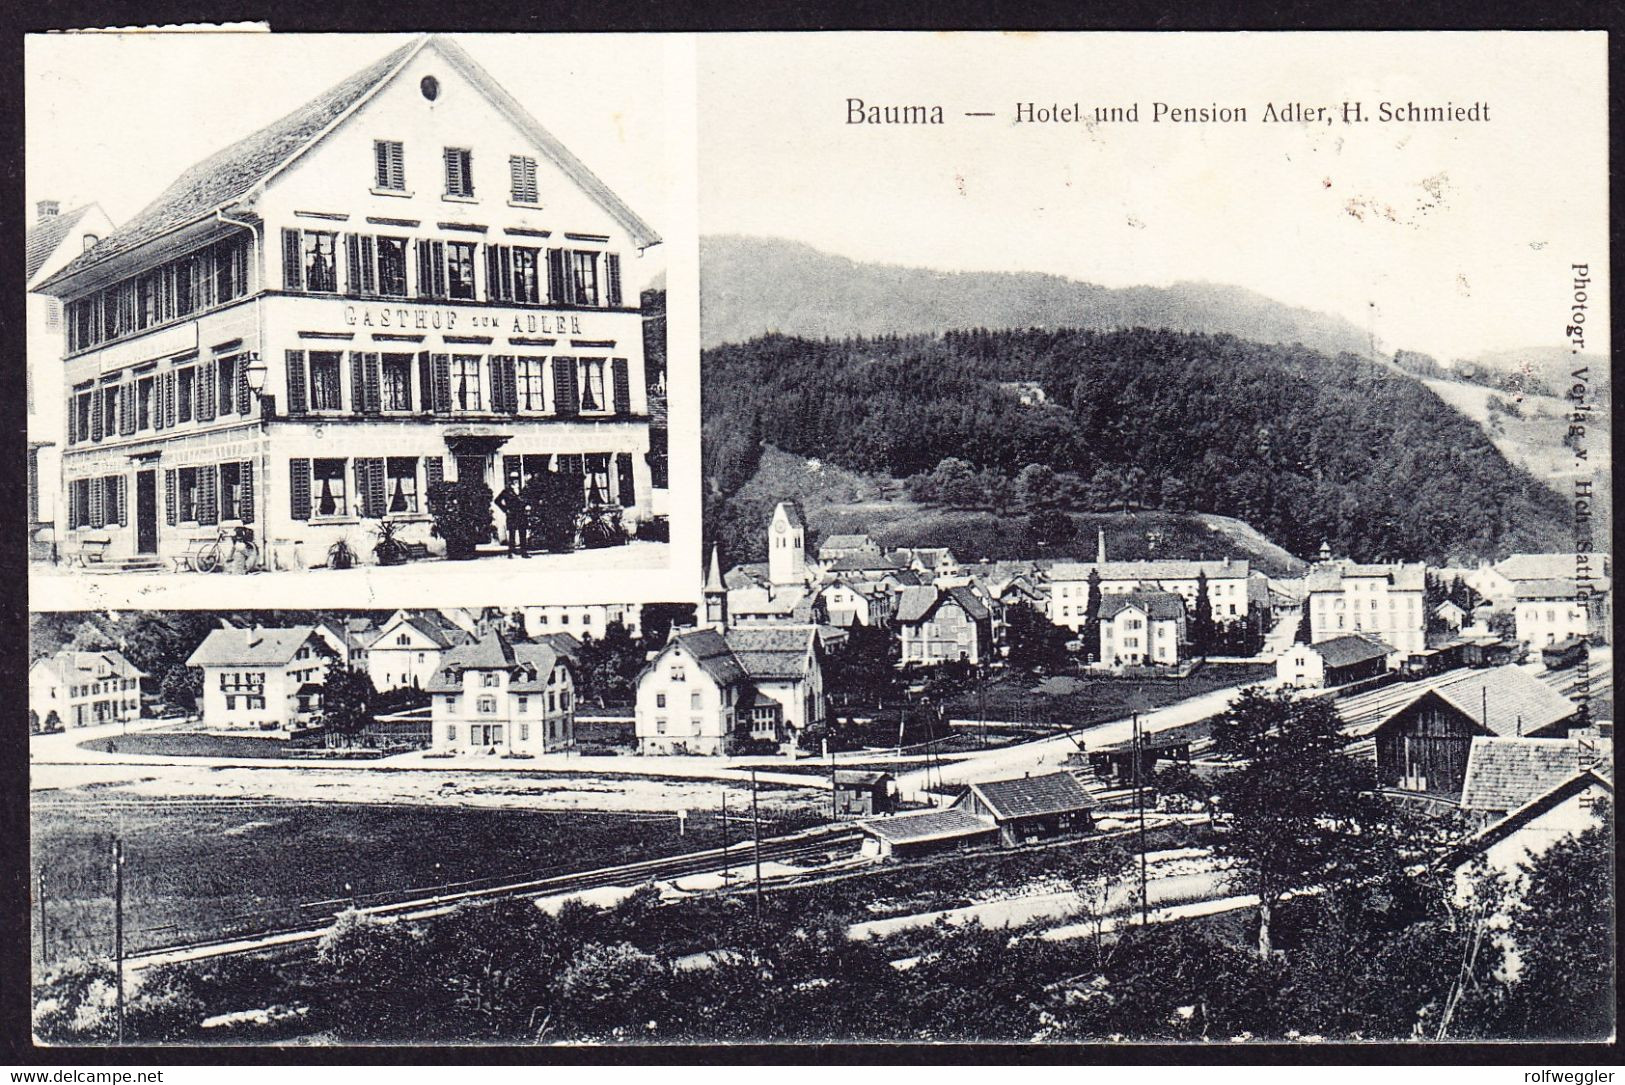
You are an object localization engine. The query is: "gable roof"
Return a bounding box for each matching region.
[426,633,566,692]
[1100,590,1186,622]
[186,626,320,668]
[667,629,748,687]
[1513,577,1610,601]
[965,771,1100,820]
[820,534,874,553]
[373,612,460,649]
[1460,736,1612,812]
[1382,665,1580,739]
[895,584,991,625]
[39,35,658,293]
[858,808,998,846]
[828,552,904,573]
[27,204,97,283]
[728,586,807,616]
[1496,552,1611,583]
[1444,764,1613,870]
[34,649,147,683]
[1307,633,1392,668]
[773,500,807,531]
[1304,561,1427,593]
[1050,558,1251,583]
[726,625,818,681]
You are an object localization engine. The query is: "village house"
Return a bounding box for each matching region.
[633,625,825,755]
[895,584,994,666]
[892,546,962,581]
[1366,665,1581,798]
[314,616,379,671]
[427,631,576,754]
[29,649,145,731]
[822,550,908,583]
[1048,558,1264,634]
[816,532,879,565]
[1098,591,1187,667]
[1305,558,1427,656]
[27,200,116,563]
[1459,734,1613,820]
[1448,761,1612,894]
[814,577,898,628]
[1467,551,1612,609]
[858,807,1000,860]
[1512,577,1612,647]
[1433,600,1468,632]
[521,602,643,640]
[367,609,471,691]
[186,624,332,730]
[833,771,895,817]
[1275,633,1394,689]
[36,35,660,573]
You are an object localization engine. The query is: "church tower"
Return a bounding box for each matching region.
[703,545,728,629]
[768,501,807,587]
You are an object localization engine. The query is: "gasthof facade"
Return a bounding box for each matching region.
[37,35,661,572]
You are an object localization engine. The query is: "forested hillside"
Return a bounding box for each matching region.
[703,327,1570,566]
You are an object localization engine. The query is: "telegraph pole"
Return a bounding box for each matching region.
[827,738,837,820]
[721,789,731,888]
[749,766,763,927]
[37,868,48,966]
[1134,712,1149,925]
[113,837,125,1045]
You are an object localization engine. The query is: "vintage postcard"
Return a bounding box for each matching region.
[21,26,1613,1057]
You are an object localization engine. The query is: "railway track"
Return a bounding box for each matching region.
[121,825,861,971]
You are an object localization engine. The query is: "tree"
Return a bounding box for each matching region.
[1081,568,1103,662]
[44,710,62,733]
[556,941,665,1035]
[1023,508,1076,547]
[160,665,203,714]
[1294,600,1312,645]
[1058,837,1136,960]
[524,468,584,553]
[1004,603,1071,673]
[1209,687,1388,955]
[427,479,495,560]
[822,623,901,708]
[317,666,377,747]
[932,457,984,509]
[1087,466,1125,512]
[640,603,697,649]
[29,709,40,734]
[1191,571,1215,656]
[574,621,644,706]
[1015,463,1060,511]
[1497,808,1614,1039]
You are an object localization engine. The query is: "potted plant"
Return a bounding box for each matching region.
[427,479,494,561]
[523,468,584,553]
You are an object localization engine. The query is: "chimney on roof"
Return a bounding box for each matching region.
[1097,528,1107,564]
[247,627,263,649]
[36,200,59,222]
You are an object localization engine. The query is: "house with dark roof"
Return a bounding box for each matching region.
[817,533,879,565]
[1446,761,1612,892]
[35,35,661,573]
[952,770,1101,846]
[1098,590,1187,667]
[29,648,145,731]
[314,616,379,671]
[426,631,575,753]
[1512,575,1612,647]
[633,625,825,755]
[1459,735,1613,818]
[1049,557,1267,649]
[186,624,331,730]
[1276,633,1394,688]
[858,807,1000,859]
[367,609,471,691]
[896,584,994,666]
[1371,665,1582,798]
[27,200,115,561]
[1304,559,1428,655]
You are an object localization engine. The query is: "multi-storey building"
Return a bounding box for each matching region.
[1514,577,1613,648]
[1305,560,1427,656]
[427,632,576,754]
[367,609,471,691]
[522,602,643,640]
[26,200,115,561]
[1098,591,1187,667]
[1048,558,1264,633]
[36,35,660,572]
[185,625,331,730]
[895,584,993,666]
[28,649,145,731]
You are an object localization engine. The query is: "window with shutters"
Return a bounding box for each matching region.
[136,377,154,430]
[346,234,378,294]
[570,251,600,306]
[416,240,447,299]
[452,355,482,411]
[444,147,475,198]
[313,458,348,518]
[584,453,613,507]
[302,231,338,292]
[577,358,607,413]
[377,237,408,296]
[509,155,539,203]
[382,354,414,411]
[354,458,387,518]
[517,357,548,412]
[512,247,541,303]
[374,140,406,192]
[220,462,243,521]
[70,479,90,530]
[310,352,342,411]
[177,466,200,523]
[74,392,92,444]
[176,366,195,423]
[216,355,237,416]
[447,242,477,300]
[605,253,623,307]
[386,457,419,513]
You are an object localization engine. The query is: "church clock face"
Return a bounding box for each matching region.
[775,522,786,534]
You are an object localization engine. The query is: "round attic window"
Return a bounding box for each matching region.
[420,75,440,101]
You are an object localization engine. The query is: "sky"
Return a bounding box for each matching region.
[25,30,673,287]
[696,31,1608,361]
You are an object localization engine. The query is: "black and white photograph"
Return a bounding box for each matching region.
[14,19,1617,1065]
[26,31,696,611]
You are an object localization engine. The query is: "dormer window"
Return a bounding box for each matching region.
[82,234,99,252]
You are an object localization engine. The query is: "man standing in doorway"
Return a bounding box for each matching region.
[495,472,530,558]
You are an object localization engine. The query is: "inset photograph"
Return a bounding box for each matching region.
[27,32,686,610]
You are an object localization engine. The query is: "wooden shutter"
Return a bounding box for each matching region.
[485,245,501,302]
[616,453,636,507]
[364,353,382,415]
[611,358,631,415]
[389,142,404,189]
[445,148,462,196]
[360,236,377,294]
[424,455,444,492]
[289,458,311,521]
[416,241,432,299]
[198,467,218,525]
[239,461,255,524]
[89,476,105,529]
[237,358,251,415]
[164,372,178,429]
[346,235,362,293]
[432,354,452,414]
[197,360,216,421]
[552,357,578,417]
[89,390,103,442]
[67,395,78,444]
[494,355,518,414]
[606,253,623,307]
[418,351,435,413]
[350,353,367,416]
[432,242,446,298]
[120,385,137,435]
[375,141,390,189]
[285,350,308,416]
[164,469,178,526]
[547,248,567,304]
[112,476,126,526]
[357,457,386,518]
[283,229,303,290]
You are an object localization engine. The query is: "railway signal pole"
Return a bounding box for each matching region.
[113,837,125,1045]
[749,767,763,927]
[1132,708,1149,926]
[37,868,48,966]
[721,789,730,888]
